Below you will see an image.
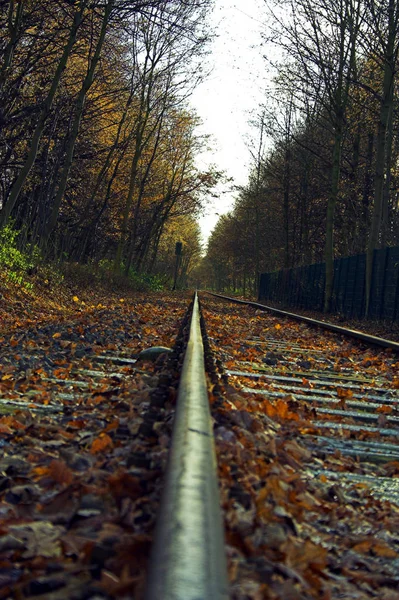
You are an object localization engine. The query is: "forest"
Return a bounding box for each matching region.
[0,0,219,288]
[2,0,399,307]
[202,0,399,313]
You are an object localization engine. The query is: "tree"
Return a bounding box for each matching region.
[266,0,363,311]
[364,0,399,315]
[1,0,89,225]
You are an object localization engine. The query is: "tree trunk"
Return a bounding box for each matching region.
[1,0,24,79]
[365,0,397,316]
[44,0,114,242]
[1,1,87,225]
[381,104,394,246]
[324,123,342,313]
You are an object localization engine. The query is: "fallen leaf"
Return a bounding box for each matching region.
[90,433,113,454]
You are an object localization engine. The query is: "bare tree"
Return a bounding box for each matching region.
[364,0,399,315]
[266,0,363,311]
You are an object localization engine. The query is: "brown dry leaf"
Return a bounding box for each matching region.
[32,465,50,478]
[376,405,393,414]
[0,424,13,434]
[283,538,327,573]
[284,439,311,461]
[373,541,398,558]
[48,459,74,486]
[8,521,63,559]
[90,433,113,454]
[0,415,26,430]
[337,388,353,399]
[302,378,313,388]
[66,419,87,429]
[108,470,142,504]
[352,539,373,554]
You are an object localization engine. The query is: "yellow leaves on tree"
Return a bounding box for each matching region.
[90,432,113,454]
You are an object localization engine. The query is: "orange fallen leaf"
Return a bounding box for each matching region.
[48,460,73,485]
[0,416,25,430]
[376,405,393,414]
[32,465,51,478]
[337,388,353,399]
[352,539,372,554]
[0,424,12,434]
[373,542,398,558]
[90,433,113,454]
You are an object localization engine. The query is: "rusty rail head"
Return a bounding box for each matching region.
[145,292,229,600]
[205,292,399,353]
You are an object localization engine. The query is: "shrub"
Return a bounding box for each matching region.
[0,225,40,288]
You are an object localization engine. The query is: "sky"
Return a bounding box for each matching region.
[190,0,270,244]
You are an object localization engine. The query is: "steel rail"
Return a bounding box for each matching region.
[145,292,229,600]
[204,292,399,353]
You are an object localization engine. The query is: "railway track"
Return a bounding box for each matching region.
[0,295,200,599]
[200,292,399,599]
[2,290,399,599]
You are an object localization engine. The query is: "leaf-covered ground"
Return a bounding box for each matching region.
[201,294,399,600]
[0,274,191,599]
[236,294,399,344]
[4,273,399,599]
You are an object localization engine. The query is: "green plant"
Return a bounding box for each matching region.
[126,268,165,291]
[0,224,41,288]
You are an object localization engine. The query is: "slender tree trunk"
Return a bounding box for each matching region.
[1,1,87,225]
[283,144,291,268]
[381,104,394,246]
[123,113,165,275]
[1,0,24,79]
[361,131,374,246]
[113,128,144,271]
[324,122,342,313]
[365,2,396,316]
[44,0,114,242]
[77,93,133,226]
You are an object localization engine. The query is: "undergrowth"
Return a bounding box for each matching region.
[0,225,39,289]
[0,225,167,294]
[62,261,166,293]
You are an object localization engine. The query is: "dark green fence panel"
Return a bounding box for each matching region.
[259,245,399,322]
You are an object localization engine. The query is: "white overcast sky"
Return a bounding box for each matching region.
[190,0,270,243]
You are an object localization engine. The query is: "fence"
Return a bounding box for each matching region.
[258,246,399,321]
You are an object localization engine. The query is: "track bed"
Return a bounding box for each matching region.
[0,294,190,599]
[201,293,399,600]
[3,290,399,600]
